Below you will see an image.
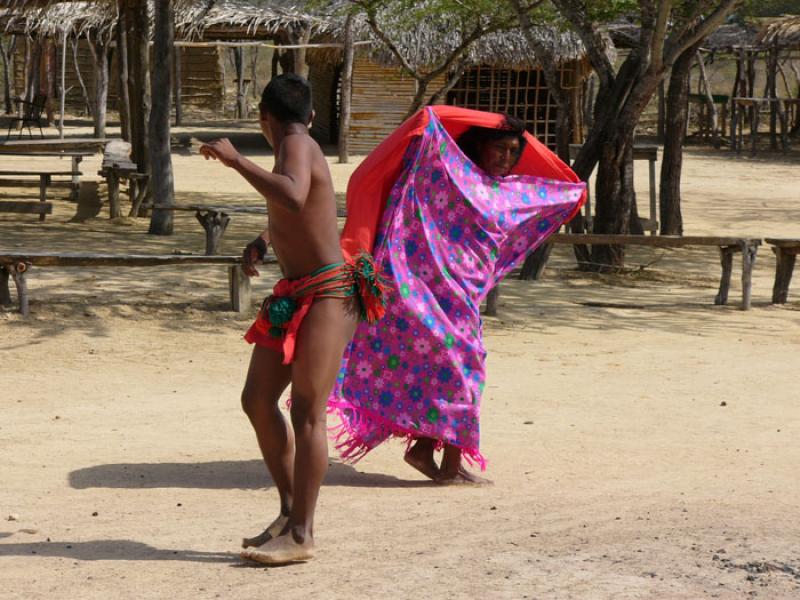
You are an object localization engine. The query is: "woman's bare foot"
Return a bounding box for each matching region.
[240,529,315,565]
[404,439,439,480]
[435,467,493,486]
[241,514,290,549]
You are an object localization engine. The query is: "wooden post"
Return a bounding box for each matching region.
[767,44,779,150]
[38,175,49,222]
[126,0,151,193]
[771,247,796,304]
[58,31,66,138]
[173,45,182,126]
[195,210,230,255]
[715,246,734,306]
[338,14,354,164]
[0,266,11,305]
[116,4,131,142]
[107,171,120,218]
[233,46,247,119]
[696,50,720,149]
[88,38,109,139]
[740,242,757,310]
[229,265,251,313]
[148,0,175,235]
[10,262,29,317]
[750,102,760,157]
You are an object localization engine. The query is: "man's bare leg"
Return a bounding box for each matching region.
[435,444,493,486]
[240,344,294,548]
[242,299,356,565]
[404,438,439,480]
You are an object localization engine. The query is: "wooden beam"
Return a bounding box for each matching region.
[0,252,274,268]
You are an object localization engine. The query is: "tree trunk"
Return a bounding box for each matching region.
[43,38,56,123]
[338,15,354,164]
[659,45,698,236]
[250,47,259,98]
[233,47,247,119]
[591,132,636,268]
[72,36,92,117]
[116,4,131,142]
[1,35,17,115]
[126,0,151,211]
[88,39,109,138]
[148,0,176,236]
[278,26,310,77]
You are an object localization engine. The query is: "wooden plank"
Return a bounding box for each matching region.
[0,151,93,158]
[0,138,108,153]
[0,170,78,176]
[765,238,800,252]
[0,252,274,268]
[0,201,53,214]
[549,234,761,248]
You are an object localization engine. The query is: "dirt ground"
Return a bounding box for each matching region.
[1,120,799,599]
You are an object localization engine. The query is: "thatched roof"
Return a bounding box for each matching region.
[756,15,800,48]
[1,2,118,40]
[607,19,759,52]
[0,0,331,41]
[2,0,588,70]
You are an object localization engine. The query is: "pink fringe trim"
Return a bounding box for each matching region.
[327,401,488,471]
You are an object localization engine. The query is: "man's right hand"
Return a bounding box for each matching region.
[242,235,269,277]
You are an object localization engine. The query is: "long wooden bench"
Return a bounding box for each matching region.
[485,234,761,315]
[147,203,347,255]
[0,170,80,221]
[765,238,800,304]
[0,252,278,316]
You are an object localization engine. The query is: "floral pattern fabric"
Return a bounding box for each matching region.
[329,109,585,468]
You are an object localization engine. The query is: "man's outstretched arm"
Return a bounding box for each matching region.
[199,137,312,213]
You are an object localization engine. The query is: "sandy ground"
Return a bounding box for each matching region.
[1,120,800,599]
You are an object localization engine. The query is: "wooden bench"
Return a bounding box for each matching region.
[149,203,347,255]
[98,140,149,219]
[0,251,278,317]
[0,200,53,219]
[765,239,800,304]
[485,234,761,315]
[0,170,81,221]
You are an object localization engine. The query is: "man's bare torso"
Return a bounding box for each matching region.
[268,133,342,279]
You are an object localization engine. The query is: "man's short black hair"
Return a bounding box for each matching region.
[456,114,528,167]
[259,74,313,125]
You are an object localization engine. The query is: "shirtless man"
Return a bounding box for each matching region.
[200,75,382,564]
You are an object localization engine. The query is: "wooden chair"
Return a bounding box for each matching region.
[6,94,47,140]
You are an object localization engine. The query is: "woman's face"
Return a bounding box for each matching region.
[477,136,521,177]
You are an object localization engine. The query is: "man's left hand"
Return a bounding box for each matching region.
[199,138,241,168]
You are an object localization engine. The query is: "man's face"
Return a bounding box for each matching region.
[478,137,521,177]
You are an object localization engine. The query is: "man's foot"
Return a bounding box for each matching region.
[435,467,493,486]
[241,514,290,549]
[404,443,439,480]
[240,530,315,565]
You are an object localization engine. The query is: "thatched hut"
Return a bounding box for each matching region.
[305,18,591,153]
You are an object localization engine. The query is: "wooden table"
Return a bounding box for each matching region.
[731,97,796,155]
[569,143,660,235]
[0,151,92,199]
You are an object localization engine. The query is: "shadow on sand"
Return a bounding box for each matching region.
[0,538,236,564]
[68,458,431,490]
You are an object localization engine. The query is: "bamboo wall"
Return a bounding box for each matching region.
[447,61,587,150]
[348,57,446,154]
[9,40,225,118]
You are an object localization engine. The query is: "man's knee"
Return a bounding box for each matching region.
[289,395,327,431]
